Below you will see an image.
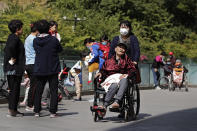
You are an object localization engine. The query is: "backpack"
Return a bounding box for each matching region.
[93,42,110,60]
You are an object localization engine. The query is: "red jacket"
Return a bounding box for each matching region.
[100,55,136,81]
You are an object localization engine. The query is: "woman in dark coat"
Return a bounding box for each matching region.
[109,20,141,84]
[4,20,25,117]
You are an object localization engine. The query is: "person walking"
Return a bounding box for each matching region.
[33,20,62,118]
[24,22,39,111]
[4,19,25,117]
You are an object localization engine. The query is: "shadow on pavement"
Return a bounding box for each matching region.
[107,108,197,131]
[99,113,152,123]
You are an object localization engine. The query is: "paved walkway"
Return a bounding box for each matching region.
[0,88,197,131]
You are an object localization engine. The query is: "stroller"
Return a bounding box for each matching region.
[58,65,73,100]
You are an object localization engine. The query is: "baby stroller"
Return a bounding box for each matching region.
[58,65,73,100]
[169,66,188,91]
[90,75,140,122]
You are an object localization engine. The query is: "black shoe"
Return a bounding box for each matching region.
[118,112,125,118]
[74,98,81,101]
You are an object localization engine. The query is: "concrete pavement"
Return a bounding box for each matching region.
[0,88,197,131]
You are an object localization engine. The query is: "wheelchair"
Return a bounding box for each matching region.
[170,67,188,92]
[90,75,140,122]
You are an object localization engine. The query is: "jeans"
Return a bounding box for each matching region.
[104,78,128,107]
[152,68,160,86]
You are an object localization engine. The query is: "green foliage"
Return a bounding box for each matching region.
[0,0,197,59]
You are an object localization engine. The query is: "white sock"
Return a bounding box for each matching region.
[89,72,92,81]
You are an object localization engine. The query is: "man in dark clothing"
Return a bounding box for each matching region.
[33,20,62,118]
[4,20,25,117]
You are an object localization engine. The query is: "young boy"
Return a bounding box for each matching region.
[74,66,82,101]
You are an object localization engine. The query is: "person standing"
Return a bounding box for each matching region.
[49,21,61,42]
[24,22,39,111]
[109,20,141,84]
[3,20,25,117]
[33,20,62,118]
[152,52,166,89]
[73,66,82,101]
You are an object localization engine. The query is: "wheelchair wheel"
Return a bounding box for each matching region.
[158,76,170,90]
[184,76,189,92]
[128,84,140,120]
[124,108,129,122]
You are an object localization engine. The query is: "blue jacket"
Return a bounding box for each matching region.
[108,35,140,62]
[89,42,105,70]
[33,35,62,76]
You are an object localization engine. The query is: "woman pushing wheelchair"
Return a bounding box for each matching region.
[94,43,136,116]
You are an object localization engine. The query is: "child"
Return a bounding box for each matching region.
[20,72,30,106]
[74,66,82,101]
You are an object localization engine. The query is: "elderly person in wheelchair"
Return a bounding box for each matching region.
[94,43,136,114]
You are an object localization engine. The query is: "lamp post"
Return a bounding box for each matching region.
[63,14,86,32]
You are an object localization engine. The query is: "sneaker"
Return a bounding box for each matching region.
[6,110,24,117]
[25,106,34,112]
[41,102,47,106]
[34,113,40,117]
[50,113,58,118]
[155,86,161,90]
[88,81,92,85]
[6,109,16,117]
[19,102,26,106]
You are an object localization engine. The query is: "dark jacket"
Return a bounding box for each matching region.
[33,35,62,76]
[3,34,25,75]
[152,55,165,69]
[100,55,136,81]
[108,35,140,62]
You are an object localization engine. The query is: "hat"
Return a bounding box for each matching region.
[169,52,173,55]
[74,65,81,70]
[116,43,127,50]
[176,59,181,63]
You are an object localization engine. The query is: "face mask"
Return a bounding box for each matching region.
[167,62,171,65]
[120,28,129,36]
[102,42,107,45]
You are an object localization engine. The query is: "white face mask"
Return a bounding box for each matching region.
[120,28,129,36]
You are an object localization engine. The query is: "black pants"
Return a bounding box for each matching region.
[7,75,22,111]
[34,74,58,114]
[25,64,37,107]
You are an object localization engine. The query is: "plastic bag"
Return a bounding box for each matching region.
[64,72,74,86]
